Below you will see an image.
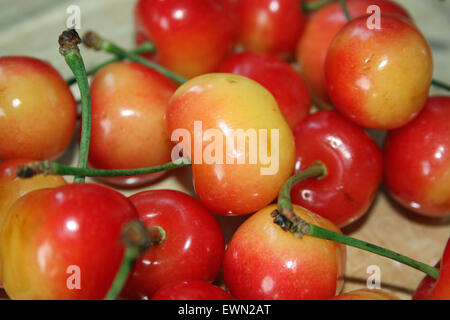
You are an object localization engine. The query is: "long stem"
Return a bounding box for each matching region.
[59,29,91,184]
[16,159,191,179]
[273,163,440,280]
[66,41,156,85]
[82,31,187,84]
[302,0,335,13]
[105,223,166,300]
[339,0,351,21]
[432,79,450,92]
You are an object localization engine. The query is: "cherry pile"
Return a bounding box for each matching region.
[0,0,449,300]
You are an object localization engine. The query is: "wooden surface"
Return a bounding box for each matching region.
[0,0,449,300]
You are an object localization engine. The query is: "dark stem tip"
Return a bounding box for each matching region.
[59,29,82,55]
[82,31,103,50]
[16,161,48,179]
[121,221,152,252]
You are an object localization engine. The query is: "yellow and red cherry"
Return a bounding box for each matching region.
[151,280,234,300]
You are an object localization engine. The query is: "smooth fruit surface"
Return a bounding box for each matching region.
[166,73,295,215]
[122,190,225,299]
[218,51,311,129]
[151,280,234,300]
[291,111,383,227]
[384,97,450,217]
[0,56,77,160]
[223,204,346,299]
[325,14,432,129]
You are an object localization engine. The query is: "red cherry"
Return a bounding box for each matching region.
[223,204,346,300]
[290,111,383,227]
[325,14,432,129]
[297,0,411,107]
[151,280,234,300]
[135,0,236,78]
[218,51,311,129]
[384,96,450,218]
[87,62,177,188]
[0,56,77,160]
[413,239,450,300]
[0,183,138,299]
[236,0,307,59]
[122,190,225,299]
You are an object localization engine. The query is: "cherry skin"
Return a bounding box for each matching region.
[291,111,383,227]
[166,73,295,216]
[218,51,311,129]
[384,97,450,218]
[413,239,450,300]
[0,183,138,300]
[297,0,411,107]
[325,14,432,129]
[151,280,234,300]
[331,289,399,300]
[235,0,307,59]
[135,0,236,78]
[0,56,77,160]
[88,62,177,188]
[122,190,225,299]
[223,204,346,300]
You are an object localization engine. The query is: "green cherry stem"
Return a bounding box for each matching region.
[59,29,92,184]
[272,162,440,280]
[16,158,191,179]
[105,222,166,300]
[302,0,335,13]
[82,31,187,84]
[66,41,156,86]
[339,0,352,21]
[432,79,450,92]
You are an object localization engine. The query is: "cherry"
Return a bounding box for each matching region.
[290,110,383,227]
[0,56,77,160]
[0,183,138,299]
[413,239,450,300]
[166,73,295,215]
[151,280,234,300]
[331,289,399,300]
[235,0,307,59]
[135,0,236,78]
[297,0,411,107]
[384,96,450,218]
[223,204,346,299]
[122,190,225,299]
[218,51,311,129]
[87,61,177,188]
[325,14,432,129]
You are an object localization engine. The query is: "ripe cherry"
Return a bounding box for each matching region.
[166,73,295,215]
[291,111,383,227]
[413,239,450,300]
[122,190,225,299]
[331,289,399,300]
[0,183,138,299]
[325,14,432,129]
[135,0,236,78]
[223,204,346,299]
[151,280,234,300]
[88,62,177,188]
[0,56,77,160]
[297,0,411,107]
[218,51,311,129]
[384,96,450,218]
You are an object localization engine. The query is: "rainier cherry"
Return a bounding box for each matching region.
[88,62,177,188]
[166,73,295,215]
[291,111,383,227]
[384,96,450,218]
[122,190,225,299]
[297,0,411,107]
[151,280,234,300]
[218,51,311,129]
[135,0,236,78]
[325,14,432,129]
[0,56,77,160]
[223,204,346,299]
